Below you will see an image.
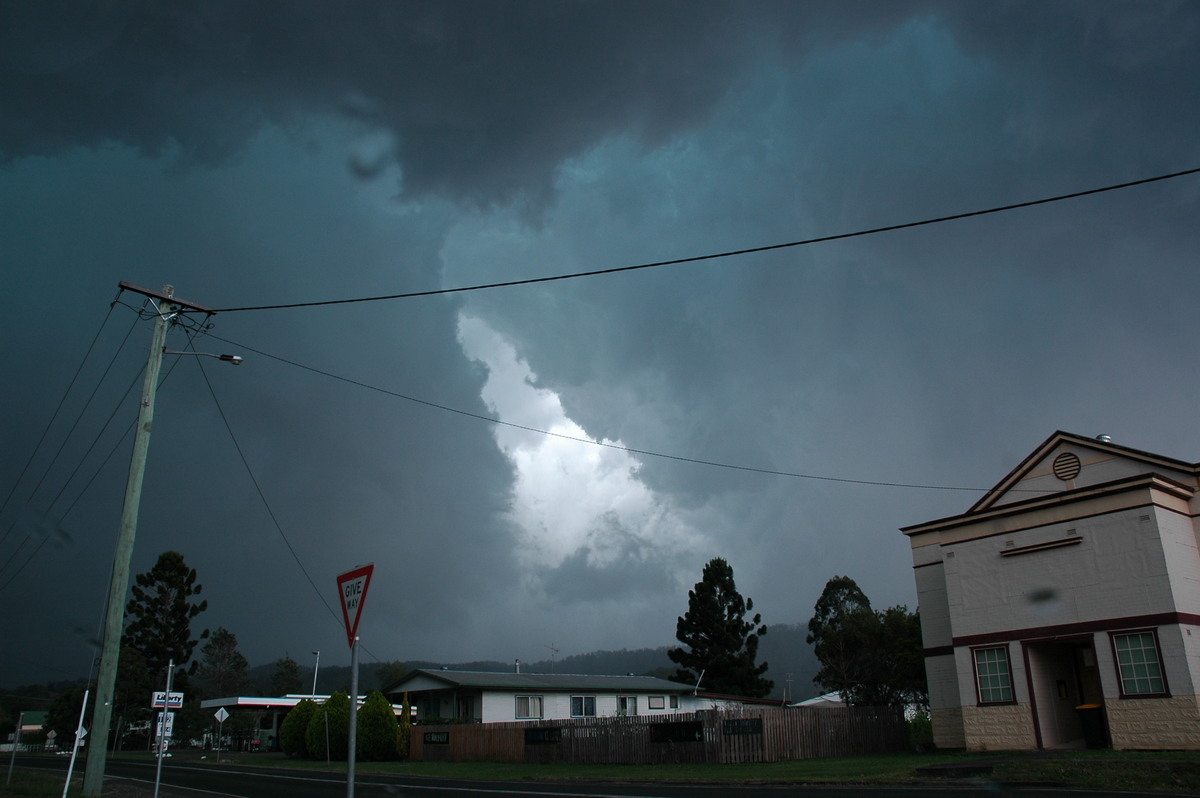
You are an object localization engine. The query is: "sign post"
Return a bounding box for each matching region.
[337,564,373,798]
[213,707,229,762]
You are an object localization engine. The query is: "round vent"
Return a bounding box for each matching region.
[1053,452,1082,481]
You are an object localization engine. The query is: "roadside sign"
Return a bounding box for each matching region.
[151,691,184,709]
[155,712,175,738]
[337,563,374,649]
[214,707,229,723]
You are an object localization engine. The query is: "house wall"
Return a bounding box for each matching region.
[479,691,702,723]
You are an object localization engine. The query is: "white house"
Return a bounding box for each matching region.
[383,669,770,724]
[902,431,1200,751]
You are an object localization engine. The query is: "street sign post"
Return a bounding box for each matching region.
[214,707,229,762]
[337,563,374,798]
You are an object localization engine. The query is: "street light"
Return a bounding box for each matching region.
[163,349,244,365]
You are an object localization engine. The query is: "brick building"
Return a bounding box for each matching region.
[902,431,1200,750]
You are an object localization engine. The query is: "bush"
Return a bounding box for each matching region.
[396,692,411,759]
[279,698,317,758]
[306,691,350,761]
[357,691,399,761]
[907,711,934,752]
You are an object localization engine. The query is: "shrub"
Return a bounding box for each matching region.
[396,692,411,759]
[306,691,350,761]
[907,711,934,752]
[357,691,399,761]
[279,698,317,758]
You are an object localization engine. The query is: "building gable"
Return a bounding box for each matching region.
[969,431,1197,515]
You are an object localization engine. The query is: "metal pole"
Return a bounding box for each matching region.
[82,289,175,797]
[311,650,320,697]
[346,637,360,798]
[61,690,89,798]
[153,660,173,798]
[6,711,24,786]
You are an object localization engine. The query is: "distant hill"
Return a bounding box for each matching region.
[244,624,821,702]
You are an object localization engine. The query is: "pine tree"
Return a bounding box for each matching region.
[123,550,209,692]
[667,557,772,697]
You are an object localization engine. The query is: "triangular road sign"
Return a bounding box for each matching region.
[337,564,374,649]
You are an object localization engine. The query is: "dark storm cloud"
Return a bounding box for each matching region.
[0,1,931,207]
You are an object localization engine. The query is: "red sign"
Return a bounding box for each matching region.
[337,564,374,649]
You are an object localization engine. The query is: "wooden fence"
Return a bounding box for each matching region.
[408,705,907,764]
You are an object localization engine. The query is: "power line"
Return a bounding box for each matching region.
[207,332,1043,495]
[215,166,1200,313]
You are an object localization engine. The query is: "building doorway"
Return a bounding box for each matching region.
[1023,638,1107,749]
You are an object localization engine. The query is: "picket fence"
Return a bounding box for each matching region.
[408,705,907,764]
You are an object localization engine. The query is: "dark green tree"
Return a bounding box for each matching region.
[374,660,408,692]
[357,691,399,761]
[396,692,412,759]
[123,551,209,692]
[667,557,773,697]
[195,627,250,699]
[306,691,350,761]
[807,575,927,707]
[279,697,317,758]
[42,686,88,748]
[270,655,304,697]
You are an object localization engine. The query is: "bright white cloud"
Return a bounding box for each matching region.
[456,314,708,577]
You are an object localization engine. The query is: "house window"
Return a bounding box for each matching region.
[617,696,638,716]
[648,696,666,710]
[669,695,679,709]
[973,646,1014,704]
[570,696,596,717]
[1112,631,1168,697]
[515,695,544,719]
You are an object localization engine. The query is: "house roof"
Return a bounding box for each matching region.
[902,431,1200,535]
[385,668,693,695]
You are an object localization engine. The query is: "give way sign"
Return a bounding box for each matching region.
[337,563,374,649]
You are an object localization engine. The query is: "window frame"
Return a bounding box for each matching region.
[570,695,596,717]
[1110,629,1170,698]
[617,695,638,716]
[972,644,1016,706]
[515,694,544,719]
[647,695,666,710]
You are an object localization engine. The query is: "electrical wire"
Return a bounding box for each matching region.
[214,166,1200,313]
[0,302,123,536]
[191,352,385,664]
[207,332,1048,495]
[191,354,344,626]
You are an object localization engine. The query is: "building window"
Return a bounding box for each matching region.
[973,646,1014,704]
[669,695,679,709]
[515,695,544,719]
[570,696,596,717]
[617,696,638,716]
[1112,631,1168,697]
[648,696,665,710]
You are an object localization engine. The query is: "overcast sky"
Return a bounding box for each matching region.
[2,1,1199,691]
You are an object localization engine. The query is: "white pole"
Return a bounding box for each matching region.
[153,660,173,798]
[61,691,89,798]
[312,650,320,697]
[6,711,24,786]
[346,636,359,798]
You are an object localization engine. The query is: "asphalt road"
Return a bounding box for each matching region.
[11,754,1195,798]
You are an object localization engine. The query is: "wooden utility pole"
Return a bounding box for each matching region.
[82,284,218,796]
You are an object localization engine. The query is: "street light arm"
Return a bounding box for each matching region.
[162,349,244,365]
